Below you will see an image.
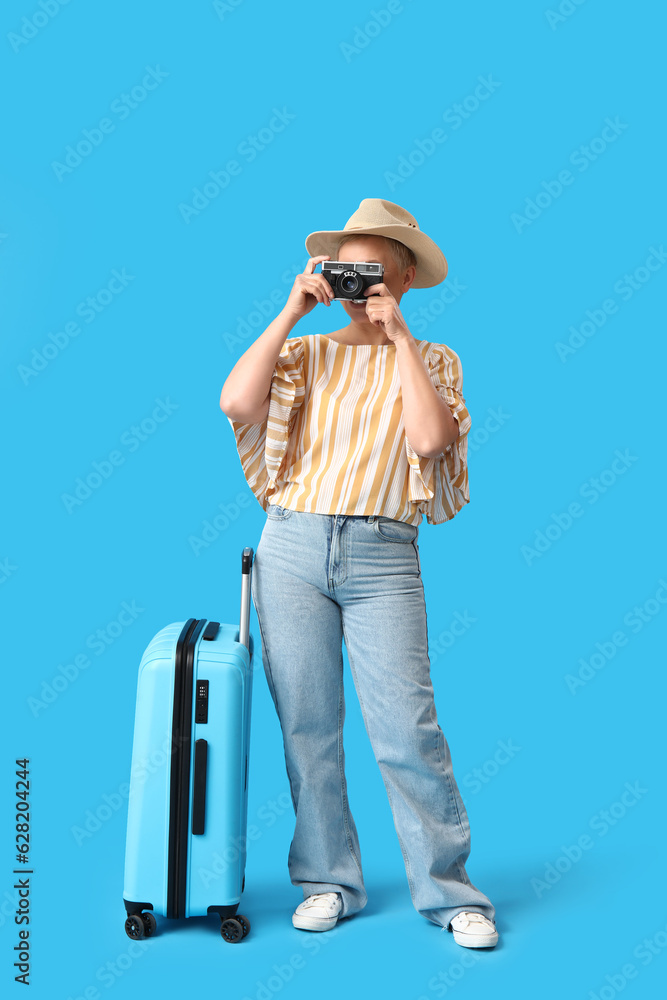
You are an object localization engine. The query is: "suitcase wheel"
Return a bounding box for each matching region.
[220,915,250,943]
[124,915,145,940]
[124,912,157,940]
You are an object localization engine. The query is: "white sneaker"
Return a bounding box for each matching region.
[292,892,342,931]
[448,911,499,948]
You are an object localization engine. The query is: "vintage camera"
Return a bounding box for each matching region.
[321,260,384,303]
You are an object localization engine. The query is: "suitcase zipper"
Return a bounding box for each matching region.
[167,617,206,919]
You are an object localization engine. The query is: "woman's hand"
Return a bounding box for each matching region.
[283,255,335,321]
[363,283,412,343]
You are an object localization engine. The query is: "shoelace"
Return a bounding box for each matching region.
[301,893,340,910]
[453,912,494,928]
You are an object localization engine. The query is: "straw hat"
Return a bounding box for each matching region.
[304,198,448,288]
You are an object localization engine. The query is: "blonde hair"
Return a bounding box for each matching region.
[336,234,417,275]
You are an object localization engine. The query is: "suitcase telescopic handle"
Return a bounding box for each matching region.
[238,546,254,651]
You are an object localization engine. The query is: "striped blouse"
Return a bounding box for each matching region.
[226,334,471,526]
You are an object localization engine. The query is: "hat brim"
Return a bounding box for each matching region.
[304,224,447,288]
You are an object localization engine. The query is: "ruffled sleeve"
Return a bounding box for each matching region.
[226,337,306,511]
[405,343,471,525]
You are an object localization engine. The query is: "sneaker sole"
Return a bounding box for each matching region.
[292,914,339,932]
[451,929,498,948]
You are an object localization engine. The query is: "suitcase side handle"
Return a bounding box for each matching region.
[192,739,208,836]
[239,546,254,651]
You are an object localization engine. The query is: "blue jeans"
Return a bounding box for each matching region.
[250,504,496,930]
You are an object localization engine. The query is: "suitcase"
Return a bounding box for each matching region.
[122,547,255,944]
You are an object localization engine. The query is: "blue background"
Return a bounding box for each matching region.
[2,1,665,997]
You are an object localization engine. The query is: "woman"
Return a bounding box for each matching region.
[220,199,499,950]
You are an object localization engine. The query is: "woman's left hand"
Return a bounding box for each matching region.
[363,284,412,343]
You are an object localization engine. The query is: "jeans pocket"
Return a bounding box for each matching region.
[412,537,422,575]
[373,515,418,543]
[266,504,293,521]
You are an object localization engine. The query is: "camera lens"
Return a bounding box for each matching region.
[340,272,361,295]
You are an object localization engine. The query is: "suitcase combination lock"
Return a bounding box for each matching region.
[195,680,209,724]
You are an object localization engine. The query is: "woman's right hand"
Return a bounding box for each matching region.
[283,255,335,321]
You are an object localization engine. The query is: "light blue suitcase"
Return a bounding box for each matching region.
[123,547,254,943]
